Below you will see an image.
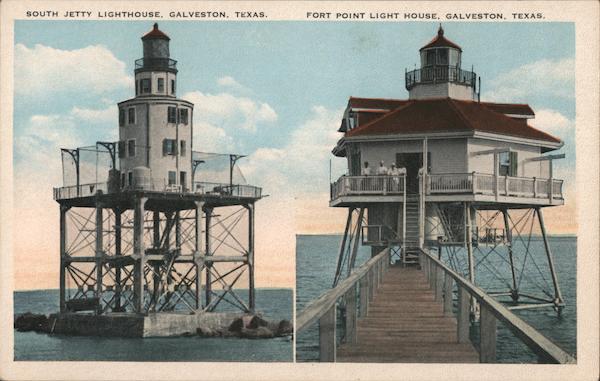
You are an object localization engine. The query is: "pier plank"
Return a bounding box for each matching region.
[337,266,479,363]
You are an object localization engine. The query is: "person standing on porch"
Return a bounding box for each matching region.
[376,160,388,175]
[361,161,371,176]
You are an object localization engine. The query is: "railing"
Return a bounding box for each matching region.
[134,57,177,71]
[427,172,563,201]
[406,65,476,90]
[193,182,262,198]
[297,248,390,362]
[53,182,108,200]
[330,175,405,200]
[53,180,261,200]
[361,225,401,245]
[418,248,576,364]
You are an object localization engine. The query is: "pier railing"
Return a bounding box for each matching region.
[418,248,576,364]
[296,248,391,362]
[330,174,405,200]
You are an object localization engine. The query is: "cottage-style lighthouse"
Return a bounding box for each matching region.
[330,26,565,312]
[52,24,262,334]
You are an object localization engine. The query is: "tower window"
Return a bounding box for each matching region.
[121,173,126,188]
[426,50,436,66]
[167,106,177,123]
[135,80,139,95]
[171,79,175,95]
[128,139,136,157]
[163,139,177,155]
[157,78,164,93]
[119,108,125,126]
[168,171,177,185]
[180,140,186,156]
[437,49,448,65]
[128,107,135,124]
[141,78,151,93]
[128,171,133,186]
[178,108,188,125]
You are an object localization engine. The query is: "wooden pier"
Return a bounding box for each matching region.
[337,266,478,363]
[297,248,576,364]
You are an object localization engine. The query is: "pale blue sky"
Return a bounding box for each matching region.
[13,20,575,189]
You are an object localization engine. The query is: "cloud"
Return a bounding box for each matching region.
[485,58,574,102]
[216,75,252,94]
[15,43,132,96]
[181,90,278,152]
[530,109,574,136]
[241,105,344,193]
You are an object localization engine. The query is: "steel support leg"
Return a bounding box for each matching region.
[536,208,564,309]
[59,205,70,313]
[95,204,103,314]
[114,208,122,311]
[502,208,519,301]
[133,197,147,313]
[204,207,213,308]
[246,203,255,312]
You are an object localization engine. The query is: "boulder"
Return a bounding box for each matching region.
[247,315,269,329]
[197,326,219,337]
[240,326,274,339]
[228,317,244,332]
[276,319,293,336]
[14,313,49,333]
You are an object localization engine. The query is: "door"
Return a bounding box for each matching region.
[180,171,187,191]
[396,152,431,193]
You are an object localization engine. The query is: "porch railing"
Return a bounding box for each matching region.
[330,175,405,200]
[427,172,563,200]
[405,65,477,90]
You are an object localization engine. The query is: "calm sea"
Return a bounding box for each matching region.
[296,234,577,363]
[14,288,293,362]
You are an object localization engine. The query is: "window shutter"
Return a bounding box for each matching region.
[510,151,518,176]
[118,141,125,158]
[162,139,167,156]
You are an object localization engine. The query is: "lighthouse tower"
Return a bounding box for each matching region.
[118,23,194,191]
[330,26,566,313]
[53,24,262,331]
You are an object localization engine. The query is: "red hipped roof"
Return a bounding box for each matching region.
[142,23,170,40]
[345,97,561,145]
[420,25,462,51]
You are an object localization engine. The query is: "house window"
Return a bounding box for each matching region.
[168,171,177,185]
[180,140,186,156]
[121,173,126,188]
[118,141,126,158]
[163,139,177,155]
[499,151,518,177]
[128,171,133,187]
[167,107,177,123]
[128,107,135,124]
[178,108,188,125]
[119,108,125,126]
[128,139,136,157]
[171,79,175,95]
[141,78,151,93]
[157,78,164,93]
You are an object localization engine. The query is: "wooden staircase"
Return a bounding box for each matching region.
[337,266,479,363]
[402,195,421,265]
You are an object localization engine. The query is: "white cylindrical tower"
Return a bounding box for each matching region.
[118,23,194,191]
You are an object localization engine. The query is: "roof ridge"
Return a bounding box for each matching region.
[446,98,476,132]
